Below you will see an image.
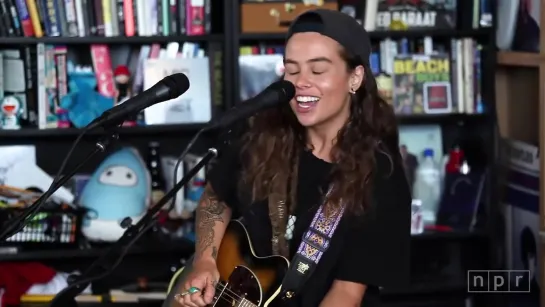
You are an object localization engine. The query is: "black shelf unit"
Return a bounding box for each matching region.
[0,239,194,262]
[0,34,223,45]
[0,1,501,306]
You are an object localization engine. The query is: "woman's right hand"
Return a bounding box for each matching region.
[175,258,220,307]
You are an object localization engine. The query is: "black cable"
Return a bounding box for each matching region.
[169,128,205,212]
[66,223,155,288]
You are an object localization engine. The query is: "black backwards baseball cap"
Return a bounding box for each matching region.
[287,9,372,66]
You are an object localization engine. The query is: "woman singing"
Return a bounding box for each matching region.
[174,9,411,307]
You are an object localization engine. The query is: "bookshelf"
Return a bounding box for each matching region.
[497,51,542,67]
[0,1,498,306]
[496,2,545,307]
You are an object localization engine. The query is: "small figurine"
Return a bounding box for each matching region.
[114,65,131,106]
[113,65,137,126]
[0,96,23,129]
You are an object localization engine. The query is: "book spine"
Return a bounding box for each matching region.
[177,0,185,34]
[123,0,134,36]
[15,0,34,36]
[54,46,69,127]
[168,0,176,35]
[25,0,43,37]
[156,0,162,34]
[90,44,115,98]
[93,0,104,36]
[53,0,68,36]
[44,44,58,128]
[186,0,205,36]
[74,0,85,36]
[101,0,112,36]
[109,0,118,35]
[63,0,77,36]
[85,0,96,35]
[35,0,48,35]
[115,0,124,35]
[0,0,15,36]
[36,43,46,128]
[23,46,38,127]
[7,0,23,36]
[44,0,61,36]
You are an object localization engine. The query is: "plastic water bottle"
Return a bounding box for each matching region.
[412,148,442,225]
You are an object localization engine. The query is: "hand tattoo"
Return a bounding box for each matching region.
[211,246,218,259]
[195,186,226,259]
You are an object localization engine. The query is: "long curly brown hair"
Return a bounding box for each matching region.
[238,49,399,215]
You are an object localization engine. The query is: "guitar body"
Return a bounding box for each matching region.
[169,220,290,307]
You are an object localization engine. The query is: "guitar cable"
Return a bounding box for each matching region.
[169,128,205,213]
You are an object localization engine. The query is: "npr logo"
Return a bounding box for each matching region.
[468,270,531,293]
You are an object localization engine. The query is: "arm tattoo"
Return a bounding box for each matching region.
[211,246,218,259]
[195,186,226,258]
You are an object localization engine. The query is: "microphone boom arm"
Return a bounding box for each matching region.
[49,147,219,307]
[0,133,120,241]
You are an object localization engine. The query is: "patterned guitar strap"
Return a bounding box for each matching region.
[280,186,345,300]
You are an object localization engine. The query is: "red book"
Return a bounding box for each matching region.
[91,44,116,98]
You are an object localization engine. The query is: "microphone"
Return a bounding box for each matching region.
[205,80,295,130]
[86,73,190,131]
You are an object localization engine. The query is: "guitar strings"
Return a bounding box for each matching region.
[214,281,245,300]
[182,280,264,305]
[201,280,256,305]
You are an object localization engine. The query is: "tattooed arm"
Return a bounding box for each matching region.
[194,184,232,262]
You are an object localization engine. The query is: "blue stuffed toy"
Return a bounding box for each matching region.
[60,64,115,128]
[79,147,150,242]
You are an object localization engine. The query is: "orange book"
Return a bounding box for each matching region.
[25,0,43,37]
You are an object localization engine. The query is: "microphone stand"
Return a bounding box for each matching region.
[0,132,120,241]
[49,147,219,307]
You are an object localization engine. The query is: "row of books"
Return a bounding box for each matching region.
[1,37,484,131]
[3,0,495,39]
[0,41,218,130]
[377,37,483,115]
[0,0,212,38]
[239,37,485,115]
[361,0,492,31]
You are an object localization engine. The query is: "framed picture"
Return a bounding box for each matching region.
[423,81,452,114]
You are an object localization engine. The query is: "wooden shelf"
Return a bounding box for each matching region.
[0,114,487,139]
[497,51,541,67]
[381,279,468,296]
[411,230,487,241]
[397,113,488,125]
[0,238,194,261]
[0,34,223,45]
[240,28,492,41]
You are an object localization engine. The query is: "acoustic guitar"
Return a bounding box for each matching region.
[167,220,290,307]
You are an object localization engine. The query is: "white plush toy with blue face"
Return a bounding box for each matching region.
[79,147,150,242]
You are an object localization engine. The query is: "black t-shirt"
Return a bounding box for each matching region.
[207,129,411,307]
